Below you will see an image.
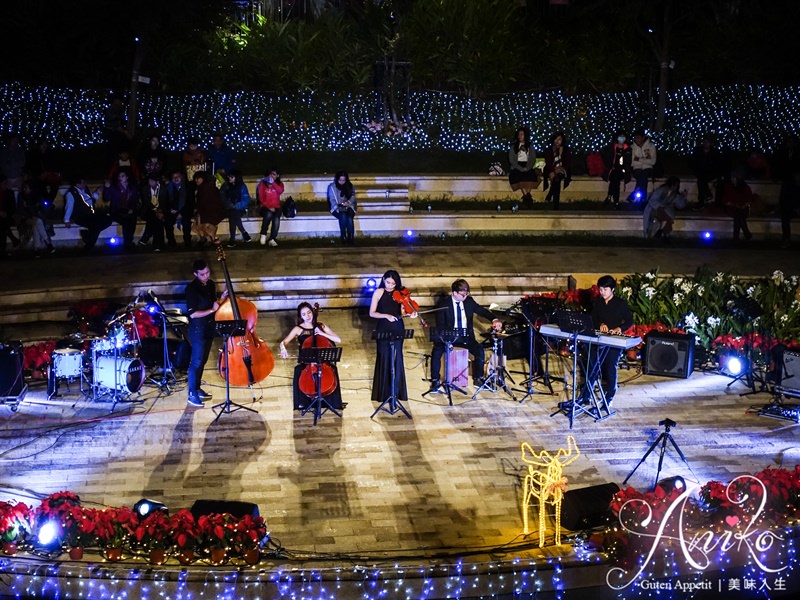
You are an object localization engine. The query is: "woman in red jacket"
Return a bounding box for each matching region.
[256,168,285,247]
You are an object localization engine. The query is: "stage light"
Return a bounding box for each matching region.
[439,232,446,240]
[365,277,377,290]
[701,231,713,241]
[37,520,61,547]
[146,304,158,314]
[496,204,502,212]
[108,237,121,246]
[720,352,748,377]
[511,203,519,213]
[634,190,643,201]
[426,204,432,213]
[133,498,168,517]
[405,229,414,237]
[657,475,686,493]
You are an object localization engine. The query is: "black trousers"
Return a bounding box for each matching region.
[431,336,485,382]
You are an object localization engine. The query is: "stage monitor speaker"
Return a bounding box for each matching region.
[190,499,260,519]
[0,342,24,397]
[560,482,620,531]
[644,332,695,379]
[780,351,800,394]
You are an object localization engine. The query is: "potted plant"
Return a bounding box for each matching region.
[230,514,268,566]
[22,341,56,379]
[197,512,235,564]
[169,509,200,564]
[133,510,172,564]
[62,505,97,559]
[93,506,138,561]
[0,501,32,555]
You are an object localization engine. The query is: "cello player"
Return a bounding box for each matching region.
[279,302,343,411]
[185,259,228,407]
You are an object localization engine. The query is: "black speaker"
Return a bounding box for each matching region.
[138,338,190,369]
[190,499,260,519]
[0,342,24,397]
[644,332,695,379]
[560,482,620,531]
[780,351,800,394]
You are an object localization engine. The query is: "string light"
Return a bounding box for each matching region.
[1,83,798,154]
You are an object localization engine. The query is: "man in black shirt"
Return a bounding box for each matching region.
[591,275,633,404]
[185,259,227,407]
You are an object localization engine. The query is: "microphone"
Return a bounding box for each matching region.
[148,289,159,304]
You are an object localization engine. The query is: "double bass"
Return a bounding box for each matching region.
[214,240,274,385]
[297,304,338,397]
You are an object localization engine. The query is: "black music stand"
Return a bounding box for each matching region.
[473,332,517,401]
[623,418,697,491]
[422,327,468,406]
[147,306,179,394]
[299,345,343,425]
[513,297,563,401]
[371,329,413,419]
[212,319,258,423]
[548,310,614,428]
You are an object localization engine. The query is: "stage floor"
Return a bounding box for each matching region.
[2,307,797,566]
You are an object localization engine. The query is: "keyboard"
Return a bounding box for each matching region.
[539,324,642,349]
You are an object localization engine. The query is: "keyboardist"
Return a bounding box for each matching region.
[591,275,634,404]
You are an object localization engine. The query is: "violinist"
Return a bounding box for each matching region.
[429,279,502,392]
[279,302,343,411]
[185,259,229,407]
[369,270,417,406]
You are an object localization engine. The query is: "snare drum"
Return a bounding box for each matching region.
[52,348,83,379]
[94,356,145,393]
[92,337,115,353]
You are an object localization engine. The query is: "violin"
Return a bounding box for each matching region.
[214,239,275,386]
[297,303,339,398]
[391,287,429,328]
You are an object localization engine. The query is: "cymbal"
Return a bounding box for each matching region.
[114,302,149,315]
[481,330,522,339]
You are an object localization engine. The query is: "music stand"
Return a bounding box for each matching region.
[513,297,563,401]
[371,329,414,419]
[299,345,343,425]
[212,319,258,423]
[422,327,468,405]
[147,306,178,394]
[623,418,697,490]
[473,332,517,401]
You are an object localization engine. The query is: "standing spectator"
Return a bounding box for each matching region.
[103,95,130,160]
[0,133,26,194]
[138,135,169,181]
[220,169,252,247]
[107,147,141,183]
[603,131,632,208]
[508,126,539,207]
[642,176,688,241]
[543,131,572,210]
[689,134,726,210]
[720,169,756,242]
[166,170,189,248]
[140,172,168,252]
[182,138,208,185]
[774,134,800,249]
[630,129,657,204]
[255,168,284,247]
[192,171,225,245]
[744,148,771,180]
[103,168,140,248]
[207,134,236,177]
[63,176,112,250]
[327,171,357,244]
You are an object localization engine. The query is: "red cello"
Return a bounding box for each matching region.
[214,240,275,385]
[297,304,338,397]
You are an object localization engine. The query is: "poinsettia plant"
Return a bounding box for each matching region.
[131,309,159,339]
[169,509,200,551]
[197,512,237,550]
[133,510,172,550]
[23,340,57,371]
[0,501,33,544]
[228,513,268,553]
[92,506,139,548]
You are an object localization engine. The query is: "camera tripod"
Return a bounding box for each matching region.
[623,418,697,491]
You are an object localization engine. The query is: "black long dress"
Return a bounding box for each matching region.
[371,290,408,402]
[292,328,343,410]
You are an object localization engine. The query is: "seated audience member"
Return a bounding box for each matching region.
[103,167,140,248]
[642,176,687,241]
[543,131,572,210]
[192,171,225,245]
[508,126,539,207]
[17,180,54,256]
[630,129,657,204]
[63,176,113,250]
[138,135,169,181]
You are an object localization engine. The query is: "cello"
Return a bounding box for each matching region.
[214,240,275,385]
[297,304,338,397]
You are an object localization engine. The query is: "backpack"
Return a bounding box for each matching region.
[585,152,606,177]
[282,195,297,218]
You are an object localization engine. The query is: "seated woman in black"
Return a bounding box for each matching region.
[279,302,343,410]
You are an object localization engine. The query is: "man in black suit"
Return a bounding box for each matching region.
[429,279,502,390]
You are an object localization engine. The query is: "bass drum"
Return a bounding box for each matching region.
[94,356,145,393]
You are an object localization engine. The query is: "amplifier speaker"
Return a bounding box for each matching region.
[0,342,24,397]
[190,499,260,519]
[561,483,619,531]
[560,482,620,531]
[780,351,800,393]
[138,338,190,369]
[643,332,695,379]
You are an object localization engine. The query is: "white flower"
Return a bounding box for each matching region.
[685,313,700,328]
[713,272,725,283]
[746,286,755,297]
[644,286,657,299]
[772,270,784,284]
[681,282,693,294]
[622,286,632,297]
[729,285,738,293]
[673,293,684,306]
[645,271,656,280]
[780,314,789,324]
[674,277,684,287]
[706,316,720,327]
[696,285,705,297]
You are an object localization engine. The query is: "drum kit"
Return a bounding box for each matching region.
[47,299,174,404]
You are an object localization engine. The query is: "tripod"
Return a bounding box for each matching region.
[623,418,697,491]
[148,307,179,394]
[212,319,258,424]
[510,299,556,401]
[422,327,468,405]
[371,329,413,419]
[473,332,517,401]
[726,297,768,396]
[299,345,343,425]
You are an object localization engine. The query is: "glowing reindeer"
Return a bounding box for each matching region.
[521,435,580,547]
